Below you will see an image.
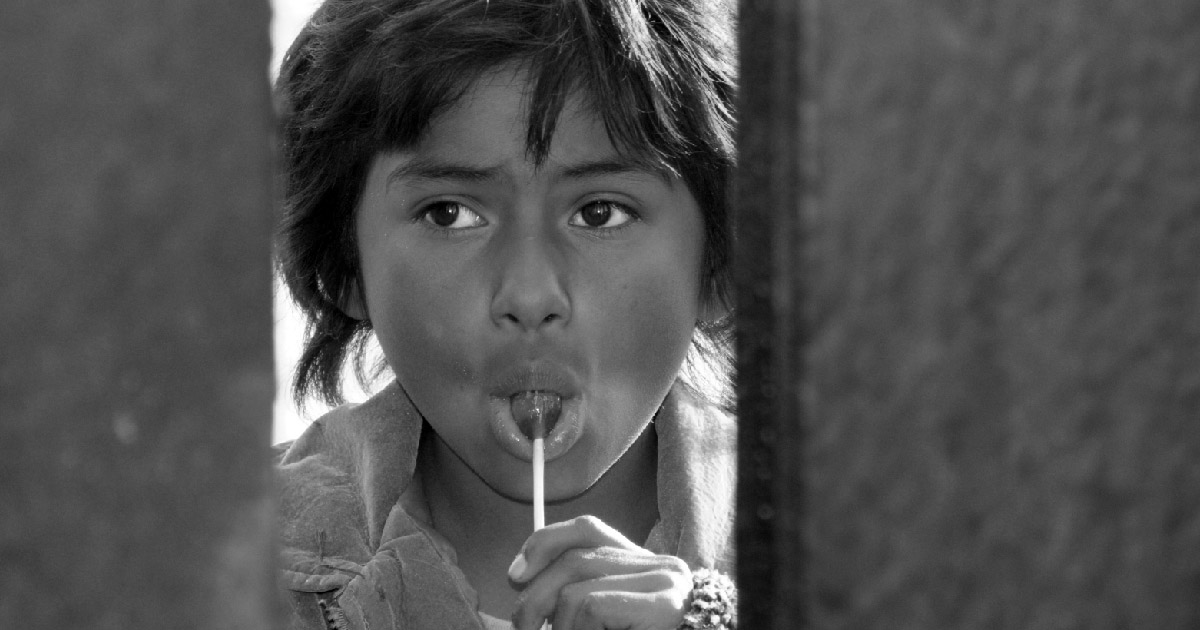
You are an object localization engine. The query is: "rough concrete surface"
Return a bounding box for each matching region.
[739,0,1199,628]
[801,0,1200,628]
[0,1,278,628]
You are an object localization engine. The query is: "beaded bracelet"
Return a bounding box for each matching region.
[679,567,737,629]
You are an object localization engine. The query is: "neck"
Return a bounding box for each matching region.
[420,424,659,616]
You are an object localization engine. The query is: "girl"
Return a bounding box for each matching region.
[274,1,737,628]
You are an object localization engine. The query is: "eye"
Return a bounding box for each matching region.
[418,201,486,229]
[569,200,637,229]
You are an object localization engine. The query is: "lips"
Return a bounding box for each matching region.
[485,359,586,462]
[488,360,582,399]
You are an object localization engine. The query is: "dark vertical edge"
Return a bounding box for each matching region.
[734,0,810,628]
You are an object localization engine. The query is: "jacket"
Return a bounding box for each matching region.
[276,381,736,630]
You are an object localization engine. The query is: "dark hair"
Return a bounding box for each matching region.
[275,0,737,408]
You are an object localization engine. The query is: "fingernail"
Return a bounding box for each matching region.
[507,552,527,581]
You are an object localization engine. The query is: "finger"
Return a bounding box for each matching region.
[552,571,691,630]
[509,515,647,584]
[512,548,685,629]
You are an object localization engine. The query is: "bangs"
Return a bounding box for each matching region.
[350,0,734,168]
[523,0,735,167]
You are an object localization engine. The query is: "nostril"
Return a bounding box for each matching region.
[492,286,570,330]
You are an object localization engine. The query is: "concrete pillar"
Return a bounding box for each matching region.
[736,0,1200,627]
[0,1,278,628]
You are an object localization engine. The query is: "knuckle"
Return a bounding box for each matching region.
[661,555,690,575]
[574,514,605,536]
[646,568,683,593]
[669,569,694,595]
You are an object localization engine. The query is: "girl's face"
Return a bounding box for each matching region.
[353,67,705,502]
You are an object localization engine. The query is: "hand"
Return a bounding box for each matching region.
[507,515,692,630]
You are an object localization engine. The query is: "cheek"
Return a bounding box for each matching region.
[598,265,703,386]
[614,223,704,357]
[364,265,477,382]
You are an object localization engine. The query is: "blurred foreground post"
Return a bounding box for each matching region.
[0,1,278,628]
[736,0,1200,628]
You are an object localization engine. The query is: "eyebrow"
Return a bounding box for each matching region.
[387,159,503,187]
[557,158,674,182]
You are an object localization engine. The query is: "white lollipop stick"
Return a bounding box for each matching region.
[533,436,545,530]
[511,391,560,532]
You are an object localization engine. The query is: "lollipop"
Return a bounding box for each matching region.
[510,391,561,530]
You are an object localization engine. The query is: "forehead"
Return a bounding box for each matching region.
[407,65,669,178]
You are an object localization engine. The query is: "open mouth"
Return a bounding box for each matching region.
[485,359,587,461]
[487,391,583,461]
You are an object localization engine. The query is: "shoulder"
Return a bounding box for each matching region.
[276,384,424,568]
[659,383,736,458]
[651,384,737,571]
[276,403,377,570]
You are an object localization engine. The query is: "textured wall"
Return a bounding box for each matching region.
[737,0,1200,628]
[0,1,278,628]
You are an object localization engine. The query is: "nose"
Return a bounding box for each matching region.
[489,227,571,332]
